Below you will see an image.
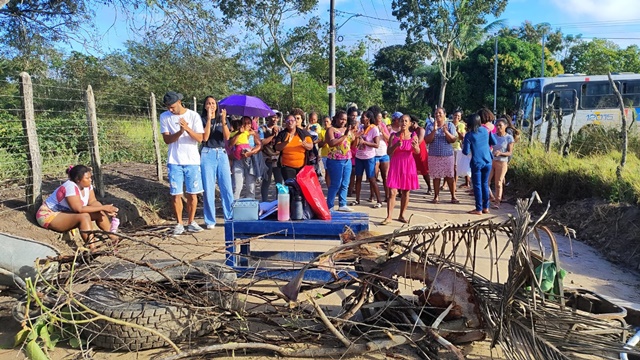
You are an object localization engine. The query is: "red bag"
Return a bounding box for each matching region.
[296,165,331,220]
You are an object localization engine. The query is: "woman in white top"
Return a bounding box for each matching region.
[352,110,382,207]
[36,165,118,250]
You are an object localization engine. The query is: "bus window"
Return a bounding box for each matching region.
[622,81,640,107]
[548,90,577,115]
[581,82,620,109]
[519,92,541,126]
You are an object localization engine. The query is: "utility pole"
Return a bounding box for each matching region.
[329,0,336,117]
[541,30,546,78]
[493,37,498,115]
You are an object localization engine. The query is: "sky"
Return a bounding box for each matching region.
[86,0,640,56]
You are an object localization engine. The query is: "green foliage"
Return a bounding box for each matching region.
[561,39,640,75]
[392,0,508,106]
[509,143,640,205]
[372,43,429,112]
[445,36,563,113]
[335,42,382,110]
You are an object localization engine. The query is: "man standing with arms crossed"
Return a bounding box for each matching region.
[160,91,205,236]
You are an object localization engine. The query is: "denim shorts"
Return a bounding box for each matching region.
[167,164,204,195]
[355,157,376,178]
[375,154,390,163]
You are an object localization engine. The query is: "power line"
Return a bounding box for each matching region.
[335,9,397,23]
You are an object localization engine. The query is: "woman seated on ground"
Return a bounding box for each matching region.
[275,114,313,181]
[36,165,119,250]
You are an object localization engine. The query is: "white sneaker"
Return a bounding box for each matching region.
[172,224,185,236]
[337,206,353,212]
[206,224,216,230]
[186,221,204,233]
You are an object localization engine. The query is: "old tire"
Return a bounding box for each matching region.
[80,261,237,351]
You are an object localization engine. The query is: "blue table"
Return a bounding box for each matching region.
[224,212,369,281]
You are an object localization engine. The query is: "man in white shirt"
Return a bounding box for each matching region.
[159,91,205,235]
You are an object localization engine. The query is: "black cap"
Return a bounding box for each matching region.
[163,91,183,106]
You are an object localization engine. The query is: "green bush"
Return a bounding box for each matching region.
[509,143,640,205]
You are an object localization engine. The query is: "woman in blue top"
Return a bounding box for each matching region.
[462,114,497,215]
[424,107,459,204]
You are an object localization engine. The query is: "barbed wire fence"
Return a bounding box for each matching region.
[0,72,202,216]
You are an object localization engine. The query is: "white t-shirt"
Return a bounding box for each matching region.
[44,180,92,212]
[159,109,204,165]
[356,126,380,160]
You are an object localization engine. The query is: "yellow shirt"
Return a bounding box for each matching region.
[452,122,466,151]
[319,128,330,157]
[230,130,250,145]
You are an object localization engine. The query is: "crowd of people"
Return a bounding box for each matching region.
[37,91,517,241]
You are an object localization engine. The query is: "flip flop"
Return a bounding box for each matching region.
[492,204,500,210]
[451,199,460,204]
[380,219,391,225]
[482,209,490,214]
[467,210,483,215]
[431,198,440,204]
[397,218,408,224]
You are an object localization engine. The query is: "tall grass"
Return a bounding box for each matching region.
[509,142,640,205]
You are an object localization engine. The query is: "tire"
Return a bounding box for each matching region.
[79,261,237,351]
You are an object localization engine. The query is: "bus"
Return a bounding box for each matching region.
[516,73,640,140]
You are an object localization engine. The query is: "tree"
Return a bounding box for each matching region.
[216,0,321,105]
[335,42,382,110]
[372,43,429,111]
[1,0,233,75]
[447,36,563,113]
[392,0,508,107]
[561,39,640,75]
[562,39,616,75]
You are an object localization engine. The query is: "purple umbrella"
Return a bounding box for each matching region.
[219,94,275,117]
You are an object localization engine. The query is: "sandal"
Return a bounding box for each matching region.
[482,209,490,214]
[431,197,440,204]
[467,210,483,215]
[380,219,391,225]
[451,198,460,204]
[397,217,408,224]
[492,203,500,210]
[349,200,360,206]
[373,202,383,208]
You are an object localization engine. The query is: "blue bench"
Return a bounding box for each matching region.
[224,212,369,281]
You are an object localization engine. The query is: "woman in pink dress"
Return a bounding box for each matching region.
[382,115,420,225]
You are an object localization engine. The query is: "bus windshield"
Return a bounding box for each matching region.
[518,91,541,127]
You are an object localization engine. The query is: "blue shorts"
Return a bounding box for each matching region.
[375,154,390,163]
[355,157,376,178]
[167,164,204,195]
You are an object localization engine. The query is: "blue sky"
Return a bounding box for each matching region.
[87,0,640,55]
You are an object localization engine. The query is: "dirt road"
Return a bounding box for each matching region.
[1,164,639,359]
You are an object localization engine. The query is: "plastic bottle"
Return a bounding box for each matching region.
[291,195,304,220]
[277,193,290,221]
[110,217,120,233]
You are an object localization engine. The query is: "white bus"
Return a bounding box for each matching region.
[516,73,640,140]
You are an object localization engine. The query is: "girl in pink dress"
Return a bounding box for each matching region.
[382,115,420,225]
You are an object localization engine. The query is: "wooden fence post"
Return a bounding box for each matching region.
[85,85,104,197]
[19,72,42,213]
[150,93,163,181]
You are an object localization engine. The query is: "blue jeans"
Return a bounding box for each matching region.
[201,147,234,224]
[471,163,492,211]
[326,159,352,209]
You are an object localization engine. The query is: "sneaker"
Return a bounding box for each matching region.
[186,221,204,233]
[173,224,185,236]
[206,224,216,230]
[373,202,382,208]
[337,206,353,212]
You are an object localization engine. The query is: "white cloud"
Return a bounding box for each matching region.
[550,0,640,21]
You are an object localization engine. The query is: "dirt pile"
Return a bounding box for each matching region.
[549,198,640,271]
